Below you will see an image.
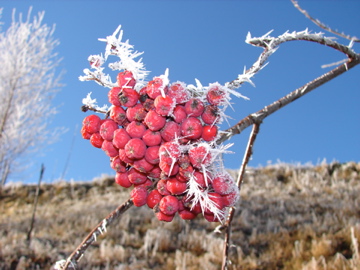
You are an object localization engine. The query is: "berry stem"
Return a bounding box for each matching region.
[61,199,134,270]
[221,123,260,270]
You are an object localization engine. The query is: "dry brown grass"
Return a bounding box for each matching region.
[0,162,359,269]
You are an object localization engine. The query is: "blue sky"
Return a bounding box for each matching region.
[1,0,359,184]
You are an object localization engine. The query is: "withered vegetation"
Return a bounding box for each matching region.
[0,162,359,270]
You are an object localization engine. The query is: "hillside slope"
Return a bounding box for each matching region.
[0,162,359,270]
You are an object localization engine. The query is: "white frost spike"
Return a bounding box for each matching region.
[82,92,108,112]
[159,68,170,97]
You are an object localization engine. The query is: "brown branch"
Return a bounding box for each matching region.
[217,56,360,145]
[221,123,260,270]
[61,198,134,270]
[291,0,360,42]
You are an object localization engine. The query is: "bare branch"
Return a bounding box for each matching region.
[221,123,260,270]
[218,57,360,144]
[291,0,360,43]
[59,199,134,270]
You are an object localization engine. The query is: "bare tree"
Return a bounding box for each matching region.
[0,8,61,186]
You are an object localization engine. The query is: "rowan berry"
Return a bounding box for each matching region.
[117,70,136,88]
[124,138,147,160]
[90,132,104,148]
[115,171,132,188]
[131,186,148,207]
[144,110,166,131]
[184,98,204,117]
[83,114,101,134]
[181,117,203,140]
[159,195,179,215]
[202,125,218,142]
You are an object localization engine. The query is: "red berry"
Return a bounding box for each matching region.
[172,105,187,124]
[81,126,92,140]
[188,145,212,169]
[101,140,119,157]
[222,191,239,207]
[100,119,118,141]
[142,129,162,146]
[113,128,131,149]
[159,161,179,176]
[202,125,218,142]
[126,103,147,122]
[115,171,132,188]
[179,210,197,220]
[208,192,224,212]
[146,77,168,99]
[133,158,154,173]
[128,168,148,185]
[83,114,101,134]
[119,87,139,108]
[159,195,179,215]
[142,97,155,111]
[146,190,163,209]
[119,148,135,164]
[184,98,204,117]
[124,138,147,159]
[212,173,235,195]
[135,178,153,189]
[144,146,160,165]
[192,170,208,188]
[160,121,181,142]
[154,95,175,116]
[131,186,148,207]
[90,132,104,148]
[155,211,174,222]
[108,87,122,106]
[148,165,161,179]
[144,110,166,131]
[157,179,171,196]
[181,117,203,140]
[203,212,221,222]
[166,178,187,195]
[110,156,127,173]
[126,121,146,138]
[117,70,136,88]
[167,81,189,104]
[110,106,127,126]
[201,105,220,125]
[207,83,226,106]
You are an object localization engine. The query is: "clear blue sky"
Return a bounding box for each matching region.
[1,0,359,184]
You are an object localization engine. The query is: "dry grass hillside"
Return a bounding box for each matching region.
[0,162,359,270]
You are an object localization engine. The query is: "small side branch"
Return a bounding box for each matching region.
[60,198,134,270]
[217,57,360,144]
[221,124,260,270]
[291,0,360,43]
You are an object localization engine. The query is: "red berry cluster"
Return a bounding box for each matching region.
[81,70,239,222]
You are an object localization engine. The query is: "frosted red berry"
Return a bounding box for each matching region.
[144,110,166,131]
[184,98,204,117]
[124,138,147,160]
[118,87,139,108]
[83,114,101,134]
[126,121,146,138]
[166,178,187,195]
[90,132,104,148]
[201,105,220,125]
[113,128,131,149]
[100,119,118,141]
[131,186,148,207]
[212,173,234,195]
[154,95,175,116]
[146,189,163,209]
[108,87,122,107]
[146,77,168,99]
[101,140,119,157]
[159,195,179,215]
[188,145,212,168]
[172,105,187,124]
[142,129,162,146]
[117,70,136,88]
[207,83,226,106]
[115,171,132,188]
[110,106,127,126]
[181,117,203,140]
[160,121,181,142]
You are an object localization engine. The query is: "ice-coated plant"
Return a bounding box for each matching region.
[80,25,244,222]
[57,1,359,269]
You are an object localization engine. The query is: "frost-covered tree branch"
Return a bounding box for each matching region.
[0,8,62,186]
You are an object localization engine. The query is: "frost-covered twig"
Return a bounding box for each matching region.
[218,57,360,145]
[57,199,133,270]
[291,0,360,43]
[221,124,260,270]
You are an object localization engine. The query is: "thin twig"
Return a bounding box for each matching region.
[26,163,45,243]
[221,124,260,270]
[217,57,360,145]
[291,0,360,42]
[61,198,134,270]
